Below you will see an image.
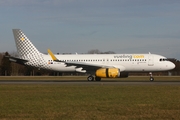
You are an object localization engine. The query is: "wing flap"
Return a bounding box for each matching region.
[65,61,104,70]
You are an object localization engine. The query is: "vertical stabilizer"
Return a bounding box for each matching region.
[12,29,41,59]
[12,29,49,69]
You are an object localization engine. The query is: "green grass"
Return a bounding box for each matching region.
[0,85,180,120]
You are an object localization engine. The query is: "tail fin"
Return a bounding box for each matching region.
[12,29,50,69]
[12,29,41,60]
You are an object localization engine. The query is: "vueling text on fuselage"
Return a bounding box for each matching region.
[114,55,144,59]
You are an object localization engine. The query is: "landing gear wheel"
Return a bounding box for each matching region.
[87,76,94,81]
[149,72,154,82]
[150,77,154,82]
[95,77,101,81]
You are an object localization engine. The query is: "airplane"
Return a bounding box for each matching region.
[10,29,175,81]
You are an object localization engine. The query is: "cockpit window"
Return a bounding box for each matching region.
[160,58,169,61]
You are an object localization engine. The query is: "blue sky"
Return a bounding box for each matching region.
[0,0,180,59]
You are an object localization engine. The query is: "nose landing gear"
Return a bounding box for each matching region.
[149,72,154,81]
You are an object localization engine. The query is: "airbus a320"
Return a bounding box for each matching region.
[10,29,175,81]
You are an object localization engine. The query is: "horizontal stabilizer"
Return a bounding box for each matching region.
[7,56,28,64]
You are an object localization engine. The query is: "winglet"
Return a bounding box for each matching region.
[47,49,60,62]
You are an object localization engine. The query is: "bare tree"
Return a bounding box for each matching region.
[102,51,115,54]
[87,49,101,54]
[0,53,3,75]
[0,53,3,64]
[1,52,11,76]
[87,49,115,54]
[10,51,19,57]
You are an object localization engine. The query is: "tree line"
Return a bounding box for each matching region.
[0,52,52,76]
[0,51,180,76]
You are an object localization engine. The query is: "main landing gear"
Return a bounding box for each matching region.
[87,75,101,81]
[149,72,154,82]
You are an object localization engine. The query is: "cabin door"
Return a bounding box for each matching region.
[148,55,154,66]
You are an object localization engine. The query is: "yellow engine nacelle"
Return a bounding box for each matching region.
[95,68,120,78]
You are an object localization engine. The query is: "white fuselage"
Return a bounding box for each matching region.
[29,53,175,73]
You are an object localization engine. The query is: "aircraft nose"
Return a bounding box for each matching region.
[169,62,175,70]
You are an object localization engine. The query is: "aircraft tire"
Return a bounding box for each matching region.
[95,77,101,81]
[87,76,94,81]
[150,77,154,82]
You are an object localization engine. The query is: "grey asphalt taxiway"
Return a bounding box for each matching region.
[1,80,180,85]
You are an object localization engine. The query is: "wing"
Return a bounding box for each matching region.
[65,61,107,71]
[47,49,118,72]
[64,62,126,72]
